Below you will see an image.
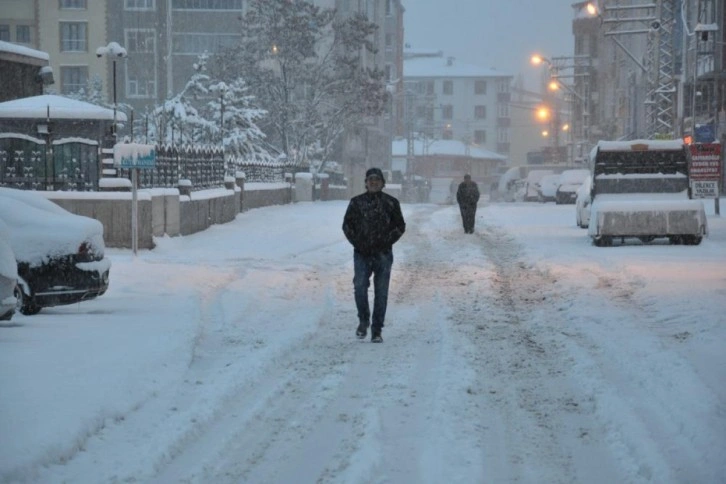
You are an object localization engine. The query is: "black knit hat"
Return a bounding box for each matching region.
[365,167,385,184]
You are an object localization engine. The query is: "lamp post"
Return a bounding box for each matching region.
[531,53,591,164]
[96,42,128,142]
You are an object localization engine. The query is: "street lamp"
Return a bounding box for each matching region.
[96,42,128,142]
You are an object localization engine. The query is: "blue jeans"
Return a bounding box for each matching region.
[353,250,393,330]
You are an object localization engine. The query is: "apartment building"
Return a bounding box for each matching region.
[403,50,513,157]
[0,0,108,97]
[0,0,35,46]
[106,0,245,115]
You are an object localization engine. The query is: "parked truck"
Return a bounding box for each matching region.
[588,140,708,246]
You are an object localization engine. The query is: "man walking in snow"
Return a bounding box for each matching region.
[456,174,480,234]
[342,167,406,343]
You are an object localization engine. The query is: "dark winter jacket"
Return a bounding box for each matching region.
[456,181,480,207]
[342,191,406,255]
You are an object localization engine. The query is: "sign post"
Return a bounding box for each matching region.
[113,144,156,254]
[689,143,722,216]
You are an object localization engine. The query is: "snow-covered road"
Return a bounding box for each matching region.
[2,200,725,483]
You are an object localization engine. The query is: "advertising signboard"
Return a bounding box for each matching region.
[689,143,722,199]
[113,143,156,169]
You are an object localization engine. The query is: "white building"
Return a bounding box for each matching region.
[402,50,513,157]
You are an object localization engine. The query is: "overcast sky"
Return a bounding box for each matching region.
[403,0,576,90]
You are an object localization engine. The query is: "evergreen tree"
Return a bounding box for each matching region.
[214,0,388,167]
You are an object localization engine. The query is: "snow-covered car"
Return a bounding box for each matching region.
[575,175,592,228]
[537,174,561,203]
[0,188,111,315]
[0,219,17,321]
[497,166,524,202]
[524,169,554,202]
[556,169,590,204]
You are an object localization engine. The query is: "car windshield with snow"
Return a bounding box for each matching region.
[0,188,111,315]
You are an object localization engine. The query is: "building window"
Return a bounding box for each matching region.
[385,0,392,16]
[60,22,87,52]
[498,79,510,93]
[126,29,155,53]
[125,0,155,9]
[172,0,242,9]
[0,25,9,42]
[442,105,453,119]
[172,33,240,54]
[60,66,88,94]
[474,130,487,144]
[60,0,87,8]
[498,103,509,117]
[474,105,486,119]
[16,25,31,43]
[498,129,509,143]
[442,80,453,95]
[424,81,434,95]
[385,33,393,52]
[475,80,487,95]
[127,76,156,98]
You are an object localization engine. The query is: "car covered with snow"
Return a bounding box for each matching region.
[497,166,524,202]
[0,188,111,315]
[0,219,17,321]
[588,140,708,246]
[537,174,561,203]
[523,169,554,202]
[556,169,590,204]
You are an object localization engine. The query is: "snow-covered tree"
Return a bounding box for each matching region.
[143,54,273,164]
[147,54,216,145]
[213,0,388,167]
[206,79,272,163]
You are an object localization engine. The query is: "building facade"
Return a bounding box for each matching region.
[571,0,725,145]
[402,50,513,158]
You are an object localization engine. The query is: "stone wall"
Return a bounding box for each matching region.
[46,184,290,249]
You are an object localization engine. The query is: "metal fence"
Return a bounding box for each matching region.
[229,155,304,183]
[0,134,99,191]
[0,134,308,191]
[123,145,226,190]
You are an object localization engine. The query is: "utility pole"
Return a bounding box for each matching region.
[594,0,677,139]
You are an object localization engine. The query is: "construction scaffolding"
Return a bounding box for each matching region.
[598,0,678,139]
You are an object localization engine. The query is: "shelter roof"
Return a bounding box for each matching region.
[0,94,127,121]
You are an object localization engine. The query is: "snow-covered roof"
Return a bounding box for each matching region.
[404,56,511,79]
[0,40,50,62]
[0,95,127,122]
[392,138,507,160]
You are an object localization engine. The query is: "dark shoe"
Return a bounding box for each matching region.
[371,330,383,343]
[356,322,368,339]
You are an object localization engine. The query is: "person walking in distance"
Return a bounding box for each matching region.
[342,168,406,343]
[456,174,480,234]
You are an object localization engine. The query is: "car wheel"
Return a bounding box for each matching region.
[682,235,702,246]
[14,282,41,316]
[593,236,612,247]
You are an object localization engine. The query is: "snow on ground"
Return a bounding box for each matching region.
[1,197,725,483]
